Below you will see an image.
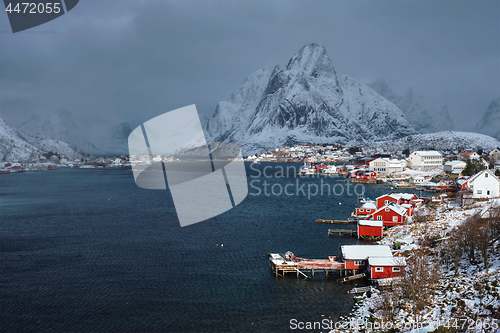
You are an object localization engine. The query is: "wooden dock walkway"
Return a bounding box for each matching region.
[328,229,357,237]
[316,219,353,224]
[268,253,345,279]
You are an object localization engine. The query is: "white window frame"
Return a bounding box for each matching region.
[392,267,401,272]
[377,216,382,221]
[385,207,390,212]
[354,260,363,266]
[393,216,398,222]
[375,267,383,272]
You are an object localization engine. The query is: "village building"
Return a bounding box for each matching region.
[409,176,425,184]
[460,152,480,160]
[407,151,443,170]
[357,219,383,238]
[355,201,377,216]
[340,245,392,271]
[444,160,466,173]
[365,202,408,226]
[489,148,500,164]
[367,257,406,282]
[465,169,500,198]
[368,158,406,174]
[354,170,377,181]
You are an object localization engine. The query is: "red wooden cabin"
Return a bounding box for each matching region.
[365,203,407,226]
[357,219,383,238]
[368,256,406,281]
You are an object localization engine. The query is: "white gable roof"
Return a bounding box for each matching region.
[341,245,392,261]
[368,256,406,266]
[414,150,442,157]
[359,201,377,210]
[358,219,383,227]
[468,169,500,184]
[368,202,408,217]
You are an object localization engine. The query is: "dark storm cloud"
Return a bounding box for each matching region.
[0,0,498,133]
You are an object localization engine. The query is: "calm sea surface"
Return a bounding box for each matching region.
[0,163,428,332]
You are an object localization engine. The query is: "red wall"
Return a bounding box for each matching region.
[370,266,404,279]
[344,260,367,270]
[370,209,405,226]
[358,225,383,237]
[376,196,401,209]
[355,208,374,215]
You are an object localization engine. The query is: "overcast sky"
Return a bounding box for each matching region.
[0,0,499,134]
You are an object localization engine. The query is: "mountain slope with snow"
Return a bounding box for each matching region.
[206,43,417,154]
[20,110,102,155]
[474,98,500,140]
[362,131,500,153]
[0,117,81,161]
[368,79,454,134]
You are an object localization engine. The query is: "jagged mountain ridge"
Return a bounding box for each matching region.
[474,98,500,140]
[20,110,102,155]
[367,79,454,134]
[0,117,81,161]
[206,43,418,154]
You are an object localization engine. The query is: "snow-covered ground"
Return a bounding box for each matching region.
[332,199,500,332]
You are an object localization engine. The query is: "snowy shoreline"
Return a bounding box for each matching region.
[332,198,500,332]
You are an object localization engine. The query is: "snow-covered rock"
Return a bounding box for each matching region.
[368,79,454,134]
[0,117,81,161]
[362,131,500,153]
[474,97,500,140]
[206,43,418,154]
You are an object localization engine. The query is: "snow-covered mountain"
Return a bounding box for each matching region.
[362,131,500,154]
[206,43,418,154]
[0,117,81,161]
[20,110,102,155]
[474,98,500,140]
[367,79,454,134]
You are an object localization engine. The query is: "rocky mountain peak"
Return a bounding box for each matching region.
[285,43,336,77]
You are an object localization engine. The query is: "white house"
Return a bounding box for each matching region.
[444,160,466,172]
[409,176,425,184]
[368,158,406,174]
[460,152,480,160]
[466,169,500,199]
[489,148,500,164]
[407,151,443,171]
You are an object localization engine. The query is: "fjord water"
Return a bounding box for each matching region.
[1,163,423,332]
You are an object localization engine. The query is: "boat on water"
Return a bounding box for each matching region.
[298,161,315,175]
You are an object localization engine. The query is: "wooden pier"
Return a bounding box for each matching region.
[328,229,357,237]
[316,219,353,224]
[268,253,345,279]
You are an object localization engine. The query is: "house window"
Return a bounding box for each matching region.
[477,190,482,194]
[385,207,390,212]
[487,190,490,195]
[375,267,383,272]
[354,260,363,266]
[377,216,382,221]
[385,200,389,205]
[392,267,400,272]
[393,216,398,222]
[359,209,364,212]
[485,173,488,177]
